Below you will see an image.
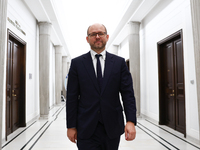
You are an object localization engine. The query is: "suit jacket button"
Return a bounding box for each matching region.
[98,111,100,113]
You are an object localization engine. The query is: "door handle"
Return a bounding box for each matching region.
[12,94,17,97]
[12,90,16,97]
[170,94,174,96]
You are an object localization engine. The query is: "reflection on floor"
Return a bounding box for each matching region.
[2,102,200,150]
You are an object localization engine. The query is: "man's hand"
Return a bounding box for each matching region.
[125,121,136,141]
[67,128,77,143]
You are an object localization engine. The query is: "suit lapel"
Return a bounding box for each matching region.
[101,52,114,95]
[82,52,100,93]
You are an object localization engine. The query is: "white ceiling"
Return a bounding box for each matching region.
[23,0,160,59]
[108,0,160,46]
[23,0,71,58]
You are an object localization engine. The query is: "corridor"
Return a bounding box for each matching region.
[2,102,200,150]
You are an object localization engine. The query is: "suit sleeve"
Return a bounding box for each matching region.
[120,59,137,125]
[66,59,80,128]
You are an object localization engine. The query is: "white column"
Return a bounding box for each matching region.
[55,46,62,105]
[62,56,68,99]
[108,45,119,55]
[128,21,141,116]
[190,0,200,140]
[0,0,8,147]
[39,22,52,118]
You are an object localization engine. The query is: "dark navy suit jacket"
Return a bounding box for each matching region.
[66,51,137,139]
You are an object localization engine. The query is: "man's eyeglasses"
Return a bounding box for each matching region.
[88,32,107,38]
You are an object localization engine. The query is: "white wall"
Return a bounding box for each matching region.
[3,0,40,139]
[140,0,199,140]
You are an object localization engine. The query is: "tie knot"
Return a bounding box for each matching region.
[95,54,102,59]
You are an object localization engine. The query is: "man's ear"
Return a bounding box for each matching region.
[106,34,109,41]
[86,36,89,43]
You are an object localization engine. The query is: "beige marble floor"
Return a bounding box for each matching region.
[2,102,200,150]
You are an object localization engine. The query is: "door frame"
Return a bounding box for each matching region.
[6,29,26,138]
[157,29,186,137]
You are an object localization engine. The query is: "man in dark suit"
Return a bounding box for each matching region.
[66,23,137,150]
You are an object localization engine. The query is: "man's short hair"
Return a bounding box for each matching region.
[87,24,107,36]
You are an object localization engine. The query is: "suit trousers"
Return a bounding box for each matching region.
[77,122,120,150]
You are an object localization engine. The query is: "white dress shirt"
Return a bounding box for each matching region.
[90,50,106,77]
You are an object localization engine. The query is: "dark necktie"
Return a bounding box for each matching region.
[95,54,103,91]
[95,54,103,123]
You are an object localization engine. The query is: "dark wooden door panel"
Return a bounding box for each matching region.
[174,39,185,134]
[12,43,21,131]
[163,43,175,128]
[176,98,185,132]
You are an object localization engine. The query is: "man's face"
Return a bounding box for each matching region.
[86,24,109,53]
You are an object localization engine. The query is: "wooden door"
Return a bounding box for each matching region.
[158,30,186,136]
[162,42,176,129]
[6,30,26,136]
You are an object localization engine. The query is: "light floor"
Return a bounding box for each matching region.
[2,102,200,150]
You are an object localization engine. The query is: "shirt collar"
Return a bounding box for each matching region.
[90,49,106,61]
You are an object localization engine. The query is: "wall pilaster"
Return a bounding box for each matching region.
[128,21,141,116]
[0,0,8,147]
[109,45,119,55]
[190,0,200,140]
[62,56,68,99]
[55,46,62,105]
[39,22,52,118]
